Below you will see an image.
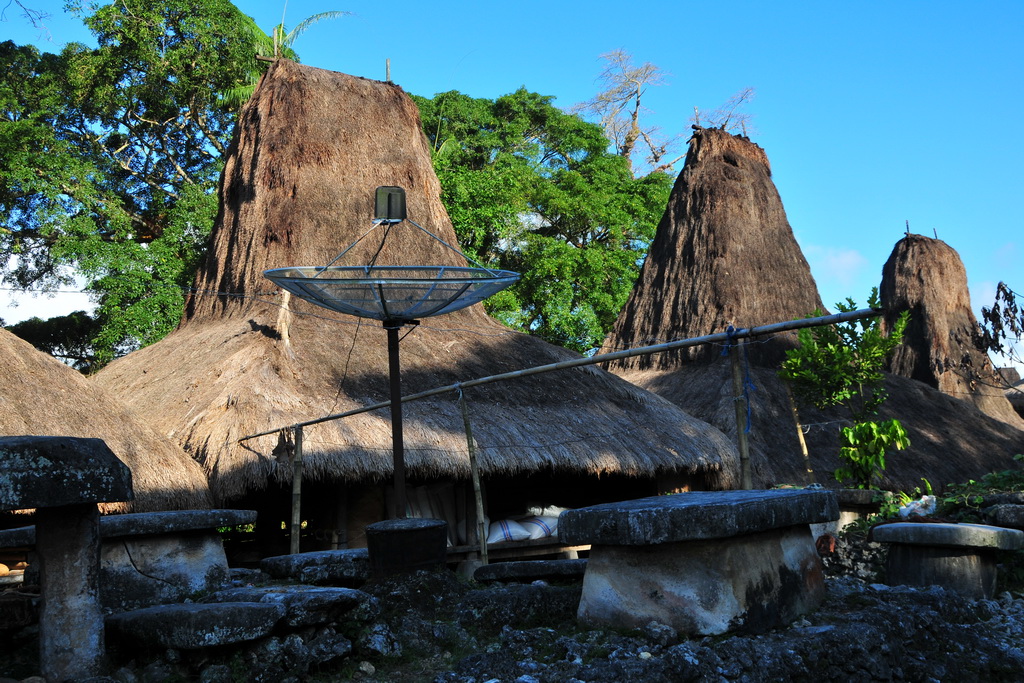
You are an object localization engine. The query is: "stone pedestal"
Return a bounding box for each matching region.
[559,489,838,636]
[0,435,133,682]
[873,522,1024,599]
[37,504,105,679]
[580,525,823,634]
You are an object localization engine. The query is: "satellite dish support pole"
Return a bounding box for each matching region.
[384,319,408,519]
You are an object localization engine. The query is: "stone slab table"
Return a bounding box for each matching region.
[558,489,838,635]
[0,435,133,682]
[0,508,257,612]
[872,522,1024,599]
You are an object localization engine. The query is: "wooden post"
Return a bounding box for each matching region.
[730,340,753,489]
[784,383,815,483]
[458,389,488,565]
[290,426,303,555]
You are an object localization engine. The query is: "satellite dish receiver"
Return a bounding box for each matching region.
[375,185,406,223]
[265,186,519,519]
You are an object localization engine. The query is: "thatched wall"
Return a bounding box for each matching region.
[881,234,1024,428]
[601,127,824,369]
[0,329,212,513]
[95,60,738,504]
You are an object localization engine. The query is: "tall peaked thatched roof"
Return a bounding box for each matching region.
[600,127,824,368]
[881,234,1024,428]
[0,328,212,513]
[94,60,738,503]
[599,131,1024,489]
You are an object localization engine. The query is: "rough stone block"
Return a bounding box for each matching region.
[983,504,1024,531]
[559,489,838,546]
[203,584,373,627]
[101,532,230,611]
[105,602,286,649]
[0,435,132,510]
[261,548,370,586]
[577,524,824,635]
[474,559,587,584]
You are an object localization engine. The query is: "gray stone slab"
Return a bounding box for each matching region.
[203,585,373,627]
[872,522,1024,549]
[983,504,1024,531]
[0,509,257,548]
[105,602,285,649]
[0,526,34,548]
[474,559,587,584]
[261,548,370,586]
[559,489,839,546]
[100,509,256,538]
[0,436,132,510]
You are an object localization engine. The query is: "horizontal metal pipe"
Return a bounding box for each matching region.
[239,307,882,442]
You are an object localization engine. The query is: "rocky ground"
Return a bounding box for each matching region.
[3,532,1024,682]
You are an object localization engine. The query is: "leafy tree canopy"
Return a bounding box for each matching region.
[1,0,260,365]
[779,289,909,420]
[5,310,102,372]
[4,6,671,367]
[414,89,673,353]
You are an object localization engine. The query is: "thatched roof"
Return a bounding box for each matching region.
[618,363,1024,491]
[0,328,212,512]
[600,127,824,368]
[881,234,1024,428]
[600,131,1024,490]
[93,60,738,503]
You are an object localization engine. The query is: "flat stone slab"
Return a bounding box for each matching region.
[203,585,374,627]
[105,602,285,649]
[872,523,1024,550]
[559,489,839,546]
[0,435,132,510]
[100,509,256,538]
[474,559,587,584]
[0,509,257,547]
[261,549,370,586]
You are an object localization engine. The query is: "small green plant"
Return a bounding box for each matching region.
[835,418,910,489]
[939,454,1024,515]
[779,288,910,486]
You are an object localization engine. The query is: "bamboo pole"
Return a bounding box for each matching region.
[458,390,488,566]
[729,339,753,489]
[784,383,815,483]
[289,426,303,555]
[239,308,883,443]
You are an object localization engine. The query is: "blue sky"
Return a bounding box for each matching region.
[2,1,1022,366]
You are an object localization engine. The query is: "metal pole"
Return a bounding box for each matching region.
[240,308,885,442]
[385,321,407,519]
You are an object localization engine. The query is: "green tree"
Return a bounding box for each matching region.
[779,289,911,487]
[222,7,349,106]
[5,311,102,372]
[414,89,673,352]
[1,0,260,366]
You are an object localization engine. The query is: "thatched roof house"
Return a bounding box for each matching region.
[94,60,737,536]
[0,328,212,513]
[881,234,1024,428]
[601,129,1024,490]
[601,127,824,367]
